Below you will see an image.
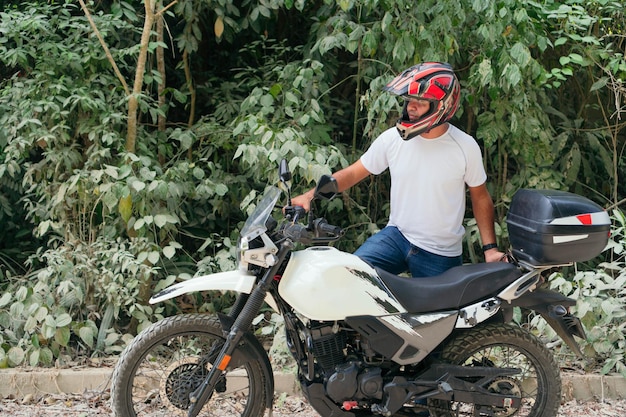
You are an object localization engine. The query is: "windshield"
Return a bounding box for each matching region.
[240,187,281,243]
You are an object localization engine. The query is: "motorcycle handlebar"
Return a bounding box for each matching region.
[281,218,343,244]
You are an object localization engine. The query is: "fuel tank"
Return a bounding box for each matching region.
[278,247,407,321]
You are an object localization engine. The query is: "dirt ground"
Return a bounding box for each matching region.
[0,391,625,417]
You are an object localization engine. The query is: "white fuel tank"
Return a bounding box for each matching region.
[278,247,407,321]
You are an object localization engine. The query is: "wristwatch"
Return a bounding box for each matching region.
[482,243,498,252]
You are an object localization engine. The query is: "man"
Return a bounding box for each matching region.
[292,62,505,277]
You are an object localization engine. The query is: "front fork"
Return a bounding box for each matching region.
[186,242,291,417]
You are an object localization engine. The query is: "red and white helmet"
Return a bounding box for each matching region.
[384,62,461,140]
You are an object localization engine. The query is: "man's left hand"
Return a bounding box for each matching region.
[485,248,507,263]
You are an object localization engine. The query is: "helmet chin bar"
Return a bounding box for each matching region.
[397,101,439,140]
[396,124,437,141]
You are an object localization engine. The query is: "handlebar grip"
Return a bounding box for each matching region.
[315,219,344,236]
[283,223,311,242]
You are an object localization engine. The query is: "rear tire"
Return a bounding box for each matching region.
[111,314,268,417]
[430,323,561,417]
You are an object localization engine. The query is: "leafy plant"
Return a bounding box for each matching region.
[0,236,168,366]
[253,311,297,373]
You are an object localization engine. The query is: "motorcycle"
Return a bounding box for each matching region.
[110,159,611,417]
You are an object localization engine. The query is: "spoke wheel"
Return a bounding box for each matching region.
[428,323,561,417]
[111,314,267,417]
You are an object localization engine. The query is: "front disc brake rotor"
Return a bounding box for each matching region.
[160,357,209,412]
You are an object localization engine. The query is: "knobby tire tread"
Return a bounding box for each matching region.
[439,322,561,417]
[111,314,267,417]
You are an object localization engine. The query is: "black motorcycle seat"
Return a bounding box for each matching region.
[376,262,521,314]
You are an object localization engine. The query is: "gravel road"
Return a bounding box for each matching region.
[0,391,625,417]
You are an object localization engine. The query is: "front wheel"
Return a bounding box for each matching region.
[110,314,269,417]
[430,323,561,417]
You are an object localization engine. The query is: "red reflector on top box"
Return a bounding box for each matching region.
[506,189,610,266]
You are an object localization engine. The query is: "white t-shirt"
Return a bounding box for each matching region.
[360,125,487,257]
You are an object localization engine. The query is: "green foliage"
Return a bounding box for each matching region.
[536,0,626,202]
[253,311,296,372]
[0,1,135,222]
[0,238,163,366]
[232,57,349,183]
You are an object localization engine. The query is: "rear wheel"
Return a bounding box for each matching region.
[429,323,561,417]
[111,314,268,417]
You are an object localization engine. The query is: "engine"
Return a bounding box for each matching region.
[307,322,348,372]
[326,362,383,403]
[306,321,385,403]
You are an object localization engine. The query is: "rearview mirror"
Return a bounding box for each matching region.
[279,159,291,183]
[314,175,338,200]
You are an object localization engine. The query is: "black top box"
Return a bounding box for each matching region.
[506,189,610,266]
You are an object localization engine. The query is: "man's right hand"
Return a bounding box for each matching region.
[282,205,308,222]
[290,189,315,212]
[289,160,369,213]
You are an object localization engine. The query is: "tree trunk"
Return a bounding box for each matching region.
[126,0,156,154]
[157,7,167,166]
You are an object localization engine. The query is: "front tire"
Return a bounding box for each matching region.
[111,314,268,417]
[430,323,561,417]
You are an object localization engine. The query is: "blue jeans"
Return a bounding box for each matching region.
[354,226,462,277]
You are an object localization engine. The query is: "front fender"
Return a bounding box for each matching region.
[149,270,256,304]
